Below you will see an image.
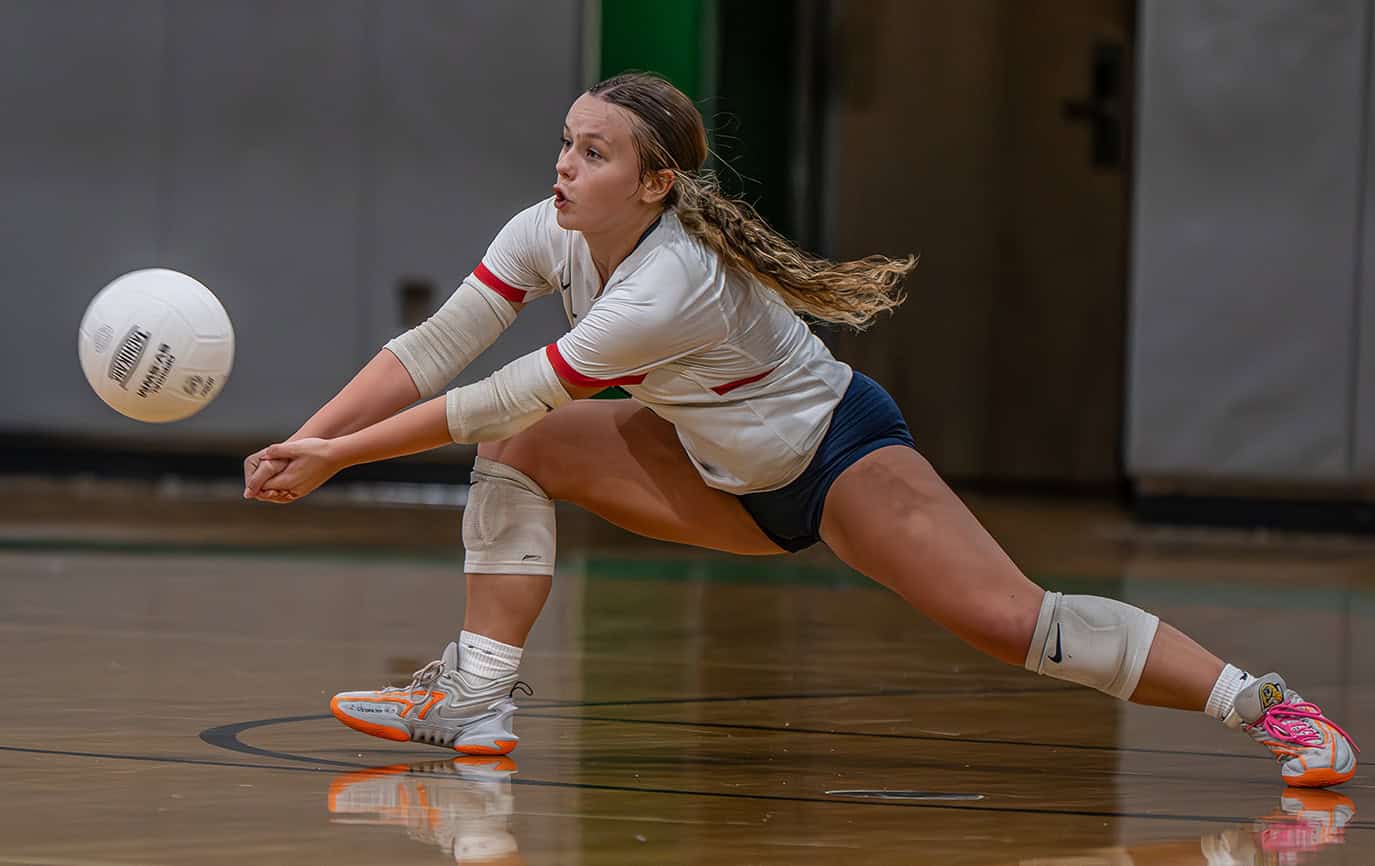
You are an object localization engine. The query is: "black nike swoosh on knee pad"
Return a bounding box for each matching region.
[1048,624,1063,664]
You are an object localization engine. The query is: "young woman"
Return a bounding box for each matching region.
[243,73,1357,787]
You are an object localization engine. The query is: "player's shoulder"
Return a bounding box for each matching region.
[483,196,565,295]
[603,234,728,340]
[500,195,562,241]
[623,215,719,294]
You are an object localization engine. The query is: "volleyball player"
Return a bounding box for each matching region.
[244,73,1356,788]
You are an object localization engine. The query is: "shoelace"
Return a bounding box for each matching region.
[382,658,447,695]
[378,662,533,702]
[1253,700,1360,753]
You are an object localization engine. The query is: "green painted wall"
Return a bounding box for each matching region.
[598,0,800,238]
[599,0,708,100]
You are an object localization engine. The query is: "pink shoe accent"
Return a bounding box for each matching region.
[1252,699,1360,754]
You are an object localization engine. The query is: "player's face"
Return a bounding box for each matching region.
[554,93,658,233]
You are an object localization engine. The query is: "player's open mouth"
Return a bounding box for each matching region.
[553,187,570,208]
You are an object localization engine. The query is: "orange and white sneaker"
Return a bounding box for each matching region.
[1226,673,1359,788]
[330,642,523,755]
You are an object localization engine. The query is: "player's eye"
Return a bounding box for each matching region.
[559,137,572,149]
[586,148,601,160]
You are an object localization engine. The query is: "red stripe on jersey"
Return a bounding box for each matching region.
[545,343,647,388]
[711,367,775,395]
[474,262,527,303]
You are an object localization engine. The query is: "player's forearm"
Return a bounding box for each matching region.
[289,349,421,441]
[322,342,589,469]
[383,282,522,397]
[328,395,452,468]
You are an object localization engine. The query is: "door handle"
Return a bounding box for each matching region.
[1062,41,1124,169]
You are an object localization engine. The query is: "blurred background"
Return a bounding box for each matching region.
[3,0,1373,530]
[3,7,1373,862]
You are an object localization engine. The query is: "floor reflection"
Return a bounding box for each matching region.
[1003,788,1355,865]
[328,755,525,864]
[324,752,1356,866]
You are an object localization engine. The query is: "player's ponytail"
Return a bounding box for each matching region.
[590,72,915,330]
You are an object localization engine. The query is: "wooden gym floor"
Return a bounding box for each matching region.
[0,476,1370,864]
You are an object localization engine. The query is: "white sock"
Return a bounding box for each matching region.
[1204,663,1252,721]
[458,630,523,682]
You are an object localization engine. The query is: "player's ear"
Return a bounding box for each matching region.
[640,169,674,205]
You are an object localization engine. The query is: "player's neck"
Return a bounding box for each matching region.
[582,207,664,287]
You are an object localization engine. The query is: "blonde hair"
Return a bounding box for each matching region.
[589,72,915,330]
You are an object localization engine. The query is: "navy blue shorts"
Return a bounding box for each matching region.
[738,371,916,552]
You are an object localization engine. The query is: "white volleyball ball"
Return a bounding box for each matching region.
[77,268,234,422]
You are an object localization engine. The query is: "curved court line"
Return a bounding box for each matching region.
[198,688,1277,769]
[201,710,1286,792]
[199,714,359,767]
[192,715,1373,827]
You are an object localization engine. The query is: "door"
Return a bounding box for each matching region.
[826,0,1133,486]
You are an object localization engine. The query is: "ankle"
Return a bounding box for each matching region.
[458,630,523,681]
[1205,663,1253,724]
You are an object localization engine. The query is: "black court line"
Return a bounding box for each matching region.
[200,714,361,767]
[497,776,1374,827]
[191,715,1374,828]
[13,738,1361,829]
[521,713,1297,790]
[522,712,1274,762]
[0,743,334,775]
[201,715,1102,789]
[527,683,1078,709]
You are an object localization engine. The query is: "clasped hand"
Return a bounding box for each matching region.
[242,438,342,503]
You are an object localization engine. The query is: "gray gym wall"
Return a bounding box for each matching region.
[1128,0,1375,491]
[1,0,582,453]
[7,0,1375,493]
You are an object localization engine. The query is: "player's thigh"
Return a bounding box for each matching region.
[819,445,1042,664]
[478,400,784,556]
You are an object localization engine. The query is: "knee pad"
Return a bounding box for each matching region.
[462,456,556,576]
[1024,591,1159,700]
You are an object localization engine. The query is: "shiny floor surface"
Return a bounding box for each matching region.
[1,478,1372,864]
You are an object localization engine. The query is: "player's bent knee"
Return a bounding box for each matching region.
[477,434,550,488]
[1023,591,1159,700]
[463,456,556,576]
[475,439,505,461]
[476,436,531,469]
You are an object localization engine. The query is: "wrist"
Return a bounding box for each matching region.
[324,436,357,470]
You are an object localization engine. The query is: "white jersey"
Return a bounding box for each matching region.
[475,197,853,494]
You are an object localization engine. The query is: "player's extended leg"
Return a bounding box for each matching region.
[819,445,1358,787]
[331,399,783,753]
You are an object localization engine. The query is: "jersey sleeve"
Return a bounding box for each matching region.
[474,198,560,304]
[547,248,727,388]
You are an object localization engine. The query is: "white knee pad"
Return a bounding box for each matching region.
[1023,591,1159,700]
[462,457,556,576]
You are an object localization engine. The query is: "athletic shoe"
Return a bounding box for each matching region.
[1226,672,1358,788]
[328,755,520,862]
[330,641,522,755]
